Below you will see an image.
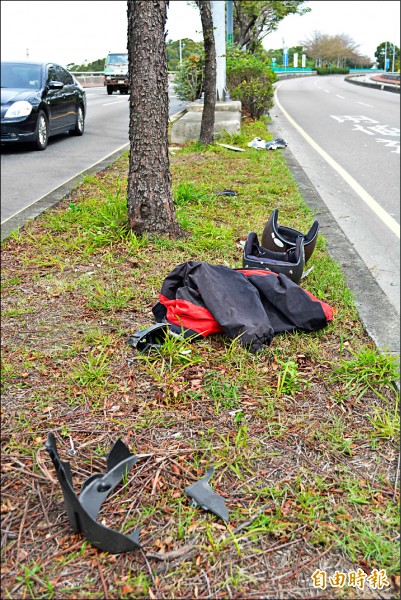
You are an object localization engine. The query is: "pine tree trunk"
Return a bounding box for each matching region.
[198,1,216,145]
[127,0,181,237]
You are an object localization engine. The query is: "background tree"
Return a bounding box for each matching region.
[166,38,201,71]
[233,1,310,52]
[173,51,205,101]
[67,58,105,72]
[126,0,181,237]
[196,0,216,145]
[375,41,400,70]
[301,31,372,68]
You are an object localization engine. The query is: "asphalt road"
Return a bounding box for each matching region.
[0,85,187,226]
[269,74,400,354]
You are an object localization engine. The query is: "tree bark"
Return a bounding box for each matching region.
[127,0,181,237]
[197,0,216,145]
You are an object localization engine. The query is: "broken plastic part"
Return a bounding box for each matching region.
[126,323,170,352]
[247,136,267,149]
[264,138,288,150]
[215,189,238,197]
[185,467,229,523]
[247,137,288,150]
[45,433,142,553]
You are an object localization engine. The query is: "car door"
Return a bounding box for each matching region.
[54,65,77,129]
[45,64,68,132]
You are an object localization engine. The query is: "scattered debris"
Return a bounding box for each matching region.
[247,137,288,150]
[67,435,76,456]
[247,137,267,149]
[45,433,142,554]
[265,138,288,150]
[185,467,229,523]
[215,189,238,196]
[169,146,183,156]
[126,323,170,353]
[217,143,246,152]
[301,265,315,279]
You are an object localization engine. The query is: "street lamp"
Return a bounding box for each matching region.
[179,40,185,66]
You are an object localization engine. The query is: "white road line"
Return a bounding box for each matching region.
[357,102,374,107]
[1,142,130,224]
[336,95,345,99]
[102,100,127,106]
[274,86,400,238]
[323,89,330,93]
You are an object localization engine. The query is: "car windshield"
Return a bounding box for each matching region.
[1,63,42,89]
[106,54,128,65]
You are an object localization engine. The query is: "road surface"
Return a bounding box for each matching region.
[1,85,187,227]
[269,74,400,353]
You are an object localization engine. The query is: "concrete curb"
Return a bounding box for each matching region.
[345,76,400,94]
[268,120,400,358]
[1,144,129,242]
[170,101,242,144]
[2,108,190,242]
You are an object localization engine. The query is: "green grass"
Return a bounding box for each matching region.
[0,118,399,599]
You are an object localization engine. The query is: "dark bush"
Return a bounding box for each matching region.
[316,67,350,75]
[226,46,276,119]
[173,53,204,102]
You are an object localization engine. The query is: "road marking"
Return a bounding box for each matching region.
[274,85,400,238]
[336,95,345,99]
[102,100,127,106]
[357,101,374,107]
[323,89,330,93]
[1,142,130,225]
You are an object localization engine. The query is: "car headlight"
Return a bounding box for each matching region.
[4,101,33,119]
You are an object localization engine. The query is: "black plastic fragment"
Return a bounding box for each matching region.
[185,467,229,523]
[45,433,141,553]
[126,323,170,352]
[265,138,288,150]
[215,189,238,196]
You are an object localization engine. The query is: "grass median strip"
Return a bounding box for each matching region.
[1,118,399,599]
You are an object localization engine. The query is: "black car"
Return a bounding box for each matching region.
[1,61,86,150]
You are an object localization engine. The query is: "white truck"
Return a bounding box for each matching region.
[103,52,129,95]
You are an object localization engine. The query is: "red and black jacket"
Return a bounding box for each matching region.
[152,261,333,353]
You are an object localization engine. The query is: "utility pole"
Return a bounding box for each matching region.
[226,0,233,46]
[179,39,183,66]
[391,43,395,72]
[211,0,226,101]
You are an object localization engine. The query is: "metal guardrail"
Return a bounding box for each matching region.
[70,71,179,76]
[70,71,103,75]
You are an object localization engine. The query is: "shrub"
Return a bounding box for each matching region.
[172,45,277,118]
[316,67,350,75]
[226,46,276,119]
[173,53,204,102]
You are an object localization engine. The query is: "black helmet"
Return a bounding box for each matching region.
[261,209,319,263]
[242,232,305,284]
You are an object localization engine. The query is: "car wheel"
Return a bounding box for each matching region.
[107,85,113,95]
[33,110,49,150]
[70,105,85,136]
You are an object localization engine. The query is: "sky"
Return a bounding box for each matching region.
[1,0,400,67]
